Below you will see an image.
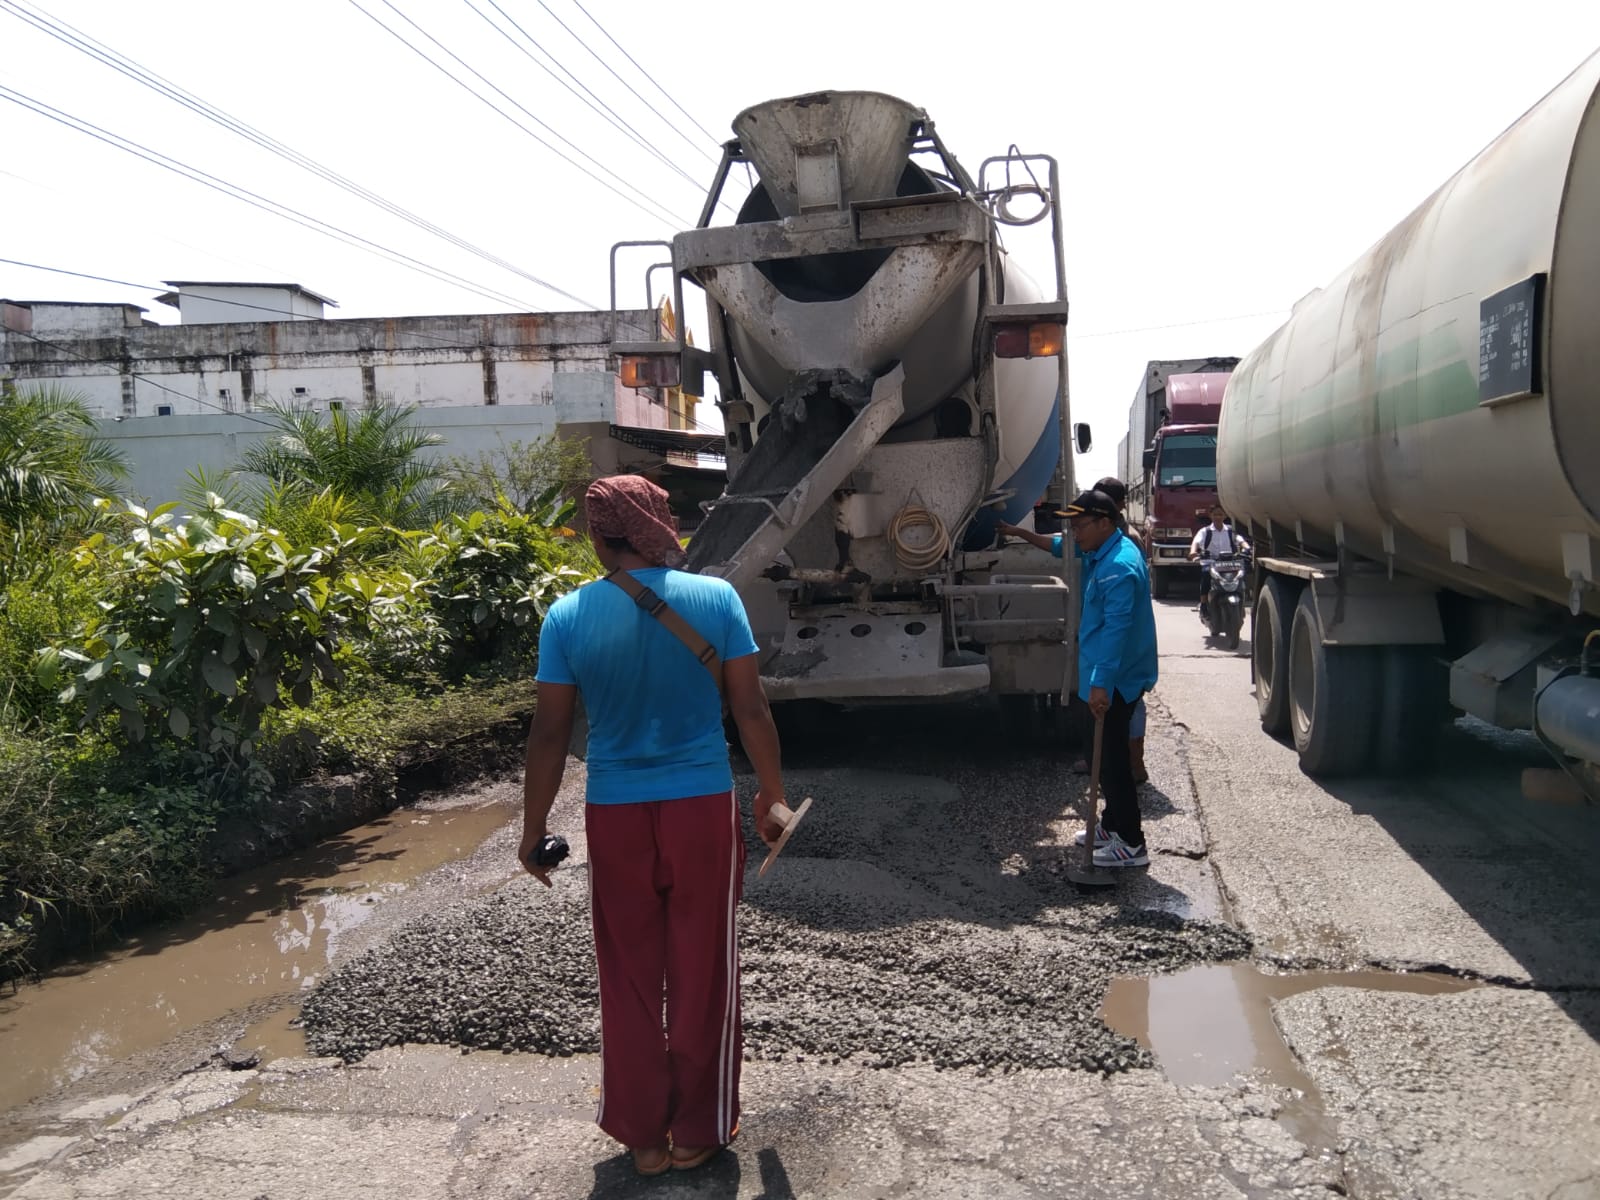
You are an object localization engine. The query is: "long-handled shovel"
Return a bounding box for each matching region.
[1067,714,1116,889]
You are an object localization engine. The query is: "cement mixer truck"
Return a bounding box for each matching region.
[606,91,1088,724]
[1218,51,1600,804]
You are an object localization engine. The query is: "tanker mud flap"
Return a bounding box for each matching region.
[687,366,907,590]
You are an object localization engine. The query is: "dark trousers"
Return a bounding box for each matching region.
[1098,690,1145,848]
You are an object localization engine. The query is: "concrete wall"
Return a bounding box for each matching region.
[103,402,604,506]
[7,303,150,337]
[2,308,660,420]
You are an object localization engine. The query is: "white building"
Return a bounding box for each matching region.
[152,280,335,325]
[0,282,721,507]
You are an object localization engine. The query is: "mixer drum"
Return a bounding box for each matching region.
[722,166,980,427]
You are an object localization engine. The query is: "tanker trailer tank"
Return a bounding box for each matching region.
[605,91,1089,716]
[1218,50,1600,801]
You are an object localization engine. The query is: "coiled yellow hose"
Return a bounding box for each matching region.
[888,502,950,572]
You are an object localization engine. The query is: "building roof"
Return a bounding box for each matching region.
[608,423,726,463]
[155,281,339,308]
[0,299,148,313]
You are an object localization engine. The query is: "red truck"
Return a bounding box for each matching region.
[1116,358,1238,598]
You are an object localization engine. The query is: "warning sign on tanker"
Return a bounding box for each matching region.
[1478,274,1544,405]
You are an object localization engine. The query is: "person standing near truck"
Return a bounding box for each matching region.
[1094,477,1149,787]
[999,489,1158,864]
[999,481,1151,787]
[519,474,787,1176]
[1061,489,1158,865]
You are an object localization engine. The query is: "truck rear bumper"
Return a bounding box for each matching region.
[763,662,992,703]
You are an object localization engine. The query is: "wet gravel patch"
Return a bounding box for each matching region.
[302,706,1252,1075]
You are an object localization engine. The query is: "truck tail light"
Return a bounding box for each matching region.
[618,354,680,389]
[993,322,1064,359]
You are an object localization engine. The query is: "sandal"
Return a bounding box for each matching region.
[669,1145,721,1171]
[670,1122,738,1172]
[631,1146,671,1177]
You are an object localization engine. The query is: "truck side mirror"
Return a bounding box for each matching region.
[1073,422,1092,454]
[1142,448,1156,470]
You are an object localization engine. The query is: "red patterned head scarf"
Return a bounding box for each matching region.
[585,475,685,568]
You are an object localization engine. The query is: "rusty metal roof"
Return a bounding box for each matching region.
[608,423,726,462]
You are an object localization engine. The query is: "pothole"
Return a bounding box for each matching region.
[1101,962,1481,1154]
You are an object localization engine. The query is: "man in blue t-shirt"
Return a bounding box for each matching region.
[519,474,787,1177]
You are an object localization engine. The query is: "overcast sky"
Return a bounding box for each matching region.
[4,0,1599,480]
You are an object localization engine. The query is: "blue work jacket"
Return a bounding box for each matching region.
[1051,528,1158,703]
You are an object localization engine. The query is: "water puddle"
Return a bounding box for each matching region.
[0,800,513,1112]
[1102,962,1479,1153]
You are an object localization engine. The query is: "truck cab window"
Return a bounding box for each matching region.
[1156,434,1218,487]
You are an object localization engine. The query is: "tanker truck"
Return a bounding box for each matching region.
[605,91,1088,721]
[1218,51,1600,803]
[1119,358,1239,597]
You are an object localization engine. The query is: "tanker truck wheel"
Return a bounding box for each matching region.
[1373,646,1448,773]
[1151,568,1170,600]
[1288,591,1378,775]
[1253,576,1296,736]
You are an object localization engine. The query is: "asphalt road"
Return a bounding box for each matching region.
[2,593,1597,1200]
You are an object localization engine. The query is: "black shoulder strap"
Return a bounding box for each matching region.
[604,570,725,698]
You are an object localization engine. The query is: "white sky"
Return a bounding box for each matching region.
[4,0,1599,480]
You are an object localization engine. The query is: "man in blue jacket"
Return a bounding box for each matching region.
[999,489,1159,864]
[1058,489,1159,866]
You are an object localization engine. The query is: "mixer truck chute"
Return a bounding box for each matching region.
[1218,52,1600,803]
[606,91,1083,715]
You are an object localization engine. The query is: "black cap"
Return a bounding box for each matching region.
[1056,489,1119,519]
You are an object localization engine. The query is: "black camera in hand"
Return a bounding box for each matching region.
[527,833,570,870]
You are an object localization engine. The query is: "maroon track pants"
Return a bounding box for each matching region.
[585,790,745,1150]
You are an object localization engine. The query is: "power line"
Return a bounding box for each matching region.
[0,86,539,311]
[463,0,704,194]
[347,0,686,230]
[0,0,598,311]
[532,0,718,166]
[567,0,723,152]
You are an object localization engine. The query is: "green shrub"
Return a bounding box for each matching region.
[0,550,99,728]
[39,499,375,796]
[405,496,595,678]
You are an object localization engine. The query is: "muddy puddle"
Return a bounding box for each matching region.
[1102,962,1479,1152]
[0,799,515,1113]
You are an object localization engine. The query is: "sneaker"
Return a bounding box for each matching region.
[1092,834,1150,868]
[1073,823,1111,848]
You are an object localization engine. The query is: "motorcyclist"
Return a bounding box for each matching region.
[1188,505,1249,617]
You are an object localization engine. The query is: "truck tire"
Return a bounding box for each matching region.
[1373,646,1448,773]
[1253,576,1295,736]
[1288,591,1378,775]
[1151,568,1170,599]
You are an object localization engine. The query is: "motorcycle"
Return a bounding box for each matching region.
[1200,552,1248,650]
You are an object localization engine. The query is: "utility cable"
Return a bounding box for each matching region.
[464,0,702,193]
[0,87,537,311]
[348,0,685,229]
[529,0,717,167]
[567,0,722,152]
[0,0,598,310]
